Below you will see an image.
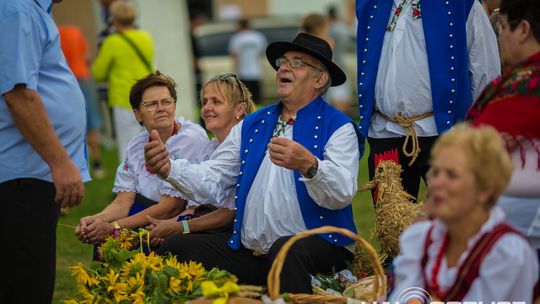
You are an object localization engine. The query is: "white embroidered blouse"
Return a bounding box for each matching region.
[113,117,209,202]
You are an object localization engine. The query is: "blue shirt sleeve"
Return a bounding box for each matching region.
[0,11,43,95]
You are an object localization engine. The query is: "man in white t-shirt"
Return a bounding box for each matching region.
[228,19,267,104]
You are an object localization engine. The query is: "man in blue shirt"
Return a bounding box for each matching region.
[0,0,90,302]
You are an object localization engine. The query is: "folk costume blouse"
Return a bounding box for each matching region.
[389,208,538,302]
[113,117,209,202]
[358,0,500,139]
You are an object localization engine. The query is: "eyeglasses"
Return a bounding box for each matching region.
[275,57,323,72]
[140,97,175,111]
[212,73,246,102]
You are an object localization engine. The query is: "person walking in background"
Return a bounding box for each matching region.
[356,0,501,200]
[92,0,154,162]
[327,7,354,115]
[58,25,105,179]
[0,0,90,302]
[228,19,267,105]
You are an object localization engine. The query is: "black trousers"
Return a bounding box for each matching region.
[0,179,60,304]
[368,136,438,200]
[157,232,353,293]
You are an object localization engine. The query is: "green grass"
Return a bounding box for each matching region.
[52,144,425,303]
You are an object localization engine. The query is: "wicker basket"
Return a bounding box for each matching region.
[267,226,387,303]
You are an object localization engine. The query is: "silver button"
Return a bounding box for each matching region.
[261,120,265,124]
[235,195,238,199]
[446,121,451,125]
[255,129,259,133]
[234,207,237,211]
[449,34,453,38]
[233,230,237,234]
[314,135,318,139]
[450,100,454,104]
[448,11,451,15]
[329,235,333,238]
[320,216,324,220]
[242,160,246,164]
[236,183,240,187]
[359,126,363,129]
[244,149,248,154]
[334,239,338,242]
[230,240,234,244]
[249,138,253,143]
[449,22,454,27]
[315,126,319,130]
[448,110,452,114]
[451,78,456,82]
[359,94,363,98]
[362,60,367,64]
[370,15,374,19]
[445,1,449,4]
[359,104,363,108]
[359,82,363,86]
[360,115,364,119]
[317,116,321,120]
[364,48,368,52]
[450,66,455,71]
[234,219,237,223]
[373,5,377,9]
[450,56,455,60]
[314,145,318,149]
[449,45,454,49]
[365,37,369,41]
[360,72,365,76]
[239,171,243,176]
[451,89,456,93]
[367,26,371,30]
[267,111,271,115]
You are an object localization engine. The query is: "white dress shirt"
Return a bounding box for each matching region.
[166,119,359,253]
[389,207,538,302]
[370,0,500,138]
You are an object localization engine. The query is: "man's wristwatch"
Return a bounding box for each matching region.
[304,159,318,179]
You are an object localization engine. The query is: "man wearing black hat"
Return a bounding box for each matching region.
[144,33,362,293]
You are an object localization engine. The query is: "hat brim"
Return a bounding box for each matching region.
[266,41,346,87]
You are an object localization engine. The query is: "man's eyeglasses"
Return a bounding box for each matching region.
[275,57,323,72]
[212,73,246,102]
[140,97,175,111]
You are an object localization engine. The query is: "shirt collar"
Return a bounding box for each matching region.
[35,0,53,13]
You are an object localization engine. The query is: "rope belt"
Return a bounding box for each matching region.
[378,111,434,166]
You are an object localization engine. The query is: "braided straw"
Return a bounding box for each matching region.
[267,226,386,303]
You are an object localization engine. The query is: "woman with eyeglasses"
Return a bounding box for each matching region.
[75,72,209,246]
[146,73,256,246]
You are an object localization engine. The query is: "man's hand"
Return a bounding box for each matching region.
[3,85,85,207]
[51,160,84,208]
[144,130,171,179]
[267,137,317,175]
[147,215,182,246]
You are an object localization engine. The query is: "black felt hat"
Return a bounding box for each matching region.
[266,33,346,86]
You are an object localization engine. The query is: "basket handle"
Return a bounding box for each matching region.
[267,226,386,300]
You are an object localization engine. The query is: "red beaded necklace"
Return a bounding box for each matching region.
[429,233,449,299]
[145,122,178,174]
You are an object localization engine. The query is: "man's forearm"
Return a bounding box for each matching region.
[3,85,71,169]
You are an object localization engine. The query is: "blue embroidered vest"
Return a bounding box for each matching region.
[228,97,361,250]
[356,0,475,140]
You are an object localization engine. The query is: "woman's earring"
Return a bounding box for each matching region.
[235,115,240,120]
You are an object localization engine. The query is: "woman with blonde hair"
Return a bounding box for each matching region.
[390,124,538,302]
[146,73,255,243]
